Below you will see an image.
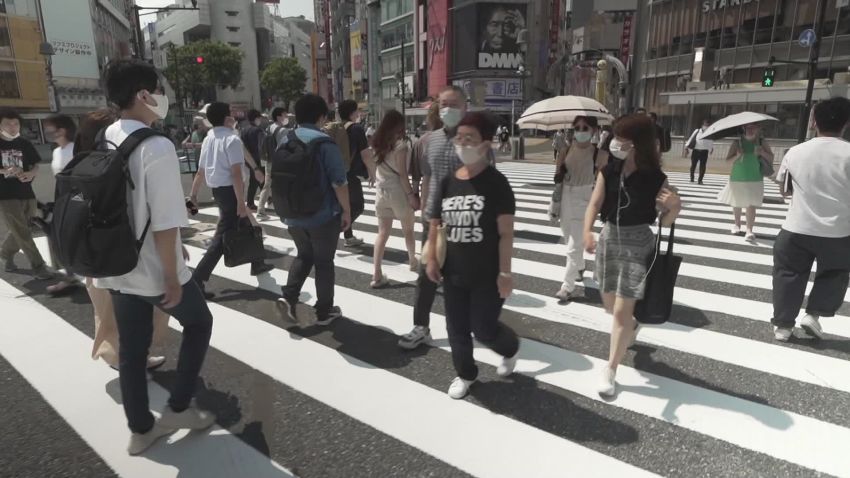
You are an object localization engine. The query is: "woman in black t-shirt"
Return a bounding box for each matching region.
[583,114,682,398]
[425,112,520,400]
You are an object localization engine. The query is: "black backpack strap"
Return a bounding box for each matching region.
[115,128,167,252]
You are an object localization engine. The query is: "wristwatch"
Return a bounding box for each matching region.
[499,272,512,278]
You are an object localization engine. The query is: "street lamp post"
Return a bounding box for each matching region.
[515,64,531,160]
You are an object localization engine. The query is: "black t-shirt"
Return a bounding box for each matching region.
[240,125,264,167]
[599,160,666,226]
[346,123,369,177]
[0,136,39,200]
[435,166,515,284]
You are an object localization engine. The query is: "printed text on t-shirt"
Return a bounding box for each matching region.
[442,194,485,243]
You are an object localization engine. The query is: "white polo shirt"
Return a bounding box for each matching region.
[94,119,192,296]
[198,126,245,188]
[777,136,850,238]
[51,142,74,176]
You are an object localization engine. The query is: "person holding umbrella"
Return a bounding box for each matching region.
[717,123,774,241]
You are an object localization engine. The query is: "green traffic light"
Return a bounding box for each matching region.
[762,68,775,87]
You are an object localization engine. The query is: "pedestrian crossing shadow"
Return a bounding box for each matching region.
[468,375,640,446]
[625,345,793,430]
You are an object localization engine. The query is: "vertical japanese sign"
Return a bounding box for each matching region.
[350,30,363,97]
[619,13,633,65]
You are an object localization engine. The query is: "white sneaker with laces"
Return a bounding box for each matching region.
[774,327,793,342]
[800,314,823,339]
[730,226,742,236]
[398,326,431,350]
[597,367,616,397]
[127,421,175,455]
[158,403,216,431]
[555,285,577,301]
[497,353,519,377]
[448,377,475,399]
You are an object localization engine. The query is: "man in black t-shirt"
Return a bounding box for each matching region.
[0,109,50,278]
[338,100,374,247]
[240,109,266,210]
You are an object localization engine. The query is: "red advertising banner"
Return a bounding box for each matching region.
[620,13,633,64]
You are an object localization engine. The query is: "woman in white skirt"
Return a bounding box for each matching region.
[552,116,608,301]
[718,123,773,242]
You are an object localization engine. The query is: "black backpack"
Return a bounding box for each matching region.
[51,128,166,278]
[261,125,288,164]
[270,131,333,219]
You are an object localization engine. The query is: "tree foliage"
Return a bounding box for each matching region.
[261,57,307,111]
[163,40,243,103]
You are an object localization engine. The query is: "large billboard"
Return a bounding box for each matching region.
[476,3,526,70]
[42,0,99,80]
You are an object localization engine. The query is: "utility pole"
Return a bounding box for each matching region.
[797,0,827,143]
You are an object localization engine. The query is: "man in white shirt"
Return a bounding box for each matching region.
[97,59,215,455]
[189,102,273,296]
[772,96,850,342]
[686,118,715,184]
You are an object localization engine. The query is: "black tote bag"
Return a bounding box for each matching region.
[223,218,266,267]
[634,223,682,324]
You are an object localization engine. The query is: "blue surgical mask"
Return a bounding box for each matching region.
[574,131,593,143]
[440,107,463,128]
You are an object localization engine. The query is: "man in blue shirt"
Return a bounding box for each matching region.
[277,94,351,326]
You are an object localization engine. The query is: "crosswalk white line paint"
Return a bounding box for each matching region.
[185,231,850,395]
[175,276,660,478]
[182,246,850,478]
[675,202,789,218]
[0,278,295,478]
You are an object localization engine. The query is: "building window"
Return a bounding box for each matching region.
[229,42,241,47]
[225,10,239,17]
[227,26,240,32]
[0,61,20,99]
[0,18,12,58]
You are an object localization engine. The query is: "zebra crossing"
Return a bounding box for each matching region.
[2,162,848,478]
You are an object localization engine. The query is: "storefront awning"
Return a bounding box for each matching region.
[662,83,848,105]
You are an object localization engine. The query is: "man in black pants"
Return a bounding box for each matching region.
[275,94,352,326]
[240,109,266,210]
[772,97,850,342]
[337,99,373,248]
[97,59,215,455]
[685,118,714,184]
[190,102,273,297]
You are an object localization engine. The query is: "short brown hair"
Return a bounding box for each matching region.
[73,108,117,155]
[613,114,660,171]
[457,111,497,140]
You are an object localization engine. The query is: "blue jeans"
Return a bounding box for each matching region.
[110,280,213,433]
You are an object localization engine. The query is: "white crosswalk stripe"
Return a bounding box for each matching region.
[3,163,849,477]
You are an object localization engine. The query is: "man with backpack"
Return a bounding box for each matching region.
[87,59,214,455]
[271,94,351,326]
[0,108,51,279]
[256,107,290,220]
[189,102,273,296]
[324,99,373,247]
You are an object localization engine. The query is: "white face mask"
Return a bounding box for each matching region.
[0,130,20,140]
[440,107,463,128]
[454,144,486,165]
[608,139,631,160]
[141,92,169,120]
[574,131,593,143]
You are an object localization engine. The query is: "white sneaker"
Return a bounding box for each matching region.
[555,285,577,301]
[447,377,475,399]
[146,356,166,370]
[159,403,216,431]
[597,367,616,397]
[774,327,793,342]
[398,326,432,350]
[730,227,742,236]
[127,421,175,455]
[497,353,519,377]
[744,232,757,242]
[800,314,823,339]
[344,237,364,248]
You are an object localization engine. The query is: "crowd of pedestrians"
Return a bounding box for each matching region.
[2,56,849,456]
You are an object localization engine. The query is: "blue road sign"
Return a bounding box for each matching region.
[799,29,816,48]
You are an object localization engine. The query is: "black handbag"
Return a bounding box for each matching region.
[223,217,266,267]
[634,223,682,324]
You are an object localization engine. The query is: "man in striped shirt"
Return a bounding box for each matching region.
[399,85,468,350]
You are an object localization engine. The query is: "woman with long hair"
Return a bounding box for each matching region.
[553,115,609,301]
[75,108,169,373]
[425,112,519,399]
[718,122,773,242]
[370,109,419,288]
[583,114,682,397]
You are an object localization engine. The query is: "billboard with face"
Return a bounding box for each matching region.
[477,3,526,70]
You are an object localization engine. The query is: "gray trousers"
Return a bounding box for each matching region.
[772,229,850,327]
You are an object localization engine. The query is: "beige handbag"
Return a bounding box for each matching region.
[421,224,447,268]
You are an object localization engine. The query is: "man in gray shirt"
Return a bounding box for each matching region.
[399,86,468,350]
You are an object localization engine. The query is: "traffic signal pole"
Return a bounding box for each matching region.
[797,0,827,143]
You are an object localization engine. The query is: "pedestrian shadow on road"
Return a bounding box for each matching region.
[469,376,640,447]
[621,345,793,431]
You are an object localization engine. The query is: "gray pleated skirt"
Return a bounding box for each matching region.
[594,223,656,300]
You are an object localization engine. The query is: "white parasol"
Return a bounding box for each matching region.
[698,112,778,140]
[517,96,613,131]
